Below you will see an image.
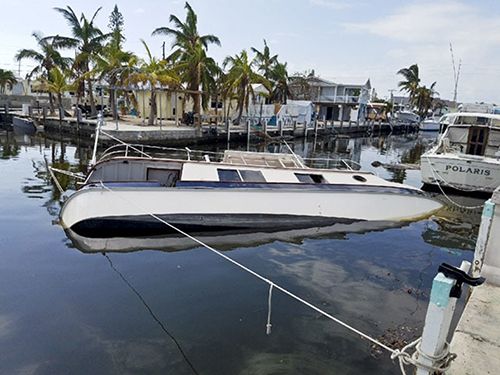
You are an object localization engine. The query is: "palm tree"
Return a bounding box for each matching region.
[397,64,420,101]
[269,62,290,104]
[93,43,135,120]
[251,39,278,80]
[15,32,72,113]
[52,6,110,116]
[126,40,179,125]
[152,2,220,118]
[223,50,268,125]
[413,83,437,118]
[41,67,74,117]
[0,69,17,94]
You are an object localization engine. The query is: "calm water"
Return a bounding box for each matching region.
[0,129,484,374]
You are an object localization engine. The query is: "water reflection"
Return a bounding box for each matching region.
[0,130,485,374]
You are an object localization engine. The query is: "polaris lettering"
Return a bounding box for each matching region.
[445,165,491,176]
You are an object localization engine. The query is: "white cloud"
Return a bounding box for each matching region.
[134,8,145,14]
[343,1,500,102]
[309,0,350,10]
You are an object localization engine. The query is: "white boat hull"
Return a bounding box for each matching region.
[60,185,442,236]
[421,153,500,192]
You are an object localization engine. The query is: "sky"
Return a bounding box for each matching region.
[1,0,500,103]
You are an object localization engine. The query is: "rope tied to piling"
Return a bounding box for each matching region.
[390,337,457,375]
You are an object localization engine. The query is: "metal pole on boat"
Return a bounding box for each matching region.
[114,88,119,130]
[159,89,163,130]
[90,112,102,166]
[246,119,250,151]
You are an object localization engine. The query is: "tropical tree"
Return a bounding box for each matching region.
[15,31,72,113]
[41,67,74,116]
[0,69,17,94]
[52,6,110,116]
[269,62,290,104]
[93,44,135,120]
[108,4,125,48]
[223,50,268,125]
[397,64,420,101]
[152,2,220,118]
[126,40,180,125]
[251,39,278,80]
[413,83,437,118]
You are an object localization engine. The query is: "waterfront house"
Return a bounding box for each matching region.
[289,76,372,124]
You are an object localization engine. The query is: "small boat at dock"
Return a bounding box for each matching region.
[420,112,500,193]
[59,144,442,237]
[419,116,441,132]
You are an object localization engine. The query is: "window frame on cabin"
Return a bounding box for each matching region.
[294,173,326,184]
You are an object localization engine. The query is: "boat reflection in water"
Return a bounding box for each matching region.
[65,220,411,254]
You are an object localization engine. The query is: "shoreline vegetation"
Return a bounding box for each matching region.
[4,2,439,127]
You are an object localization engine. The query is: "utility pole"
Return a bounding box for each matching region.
[162,41,165,60]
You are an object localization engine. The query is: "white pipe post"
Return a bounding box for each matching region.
[90,112,102,166]
[175,91,179,127]
[472,200,495,277]
[246,119,250,151]
[416,261,471,375]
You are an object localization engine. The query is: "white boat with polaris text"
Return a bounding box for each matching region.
[58,140,442,237]
[420,112,500,193]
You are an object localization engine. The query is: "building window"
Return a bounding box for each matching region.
[295,173,326,183]
[217,169,241,182]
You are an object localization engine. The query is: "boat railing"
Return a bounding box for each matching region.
[98,144,361,170]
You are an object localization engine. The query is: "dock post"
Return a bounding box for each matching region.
[473,200,495,277]
[415,261,471,375]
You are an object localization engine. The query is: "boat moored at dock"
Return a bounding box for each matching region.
[420,112,500,193]
[59,146,442,237]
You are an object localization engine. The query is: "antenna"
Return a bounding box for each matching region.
[449,43,461,103]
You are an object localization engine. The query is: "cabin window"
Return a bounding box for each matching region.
[467,127,489,156]
[353,175,367,182]
[147,168,179,187]
[217,169,242,182]
[240,169,266,182]
[295,173,326,184]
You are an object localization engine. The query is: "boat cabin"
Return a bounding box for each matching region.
[85,150,391,189]
[437,113,500,158]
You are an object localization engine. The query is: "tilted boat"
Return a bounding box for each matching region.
[420,112,500,193]
[59,144,442,237]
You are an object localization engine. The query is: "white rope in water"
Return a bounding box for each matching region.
[424,156,485,210]
[96,181,460,374]
[97,181,397,354]
[266,283,274,335]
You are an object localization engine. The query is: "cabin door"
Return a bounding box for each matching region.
[466,127,489,156]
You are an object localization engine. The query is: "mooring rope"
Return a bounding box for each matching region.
[103,253,200,375]
[424,156,485,210]
[95,180,459,374]
[97,181,396,353]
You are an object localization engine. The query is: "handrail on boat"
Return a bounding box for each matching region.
[97,143,360,171]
